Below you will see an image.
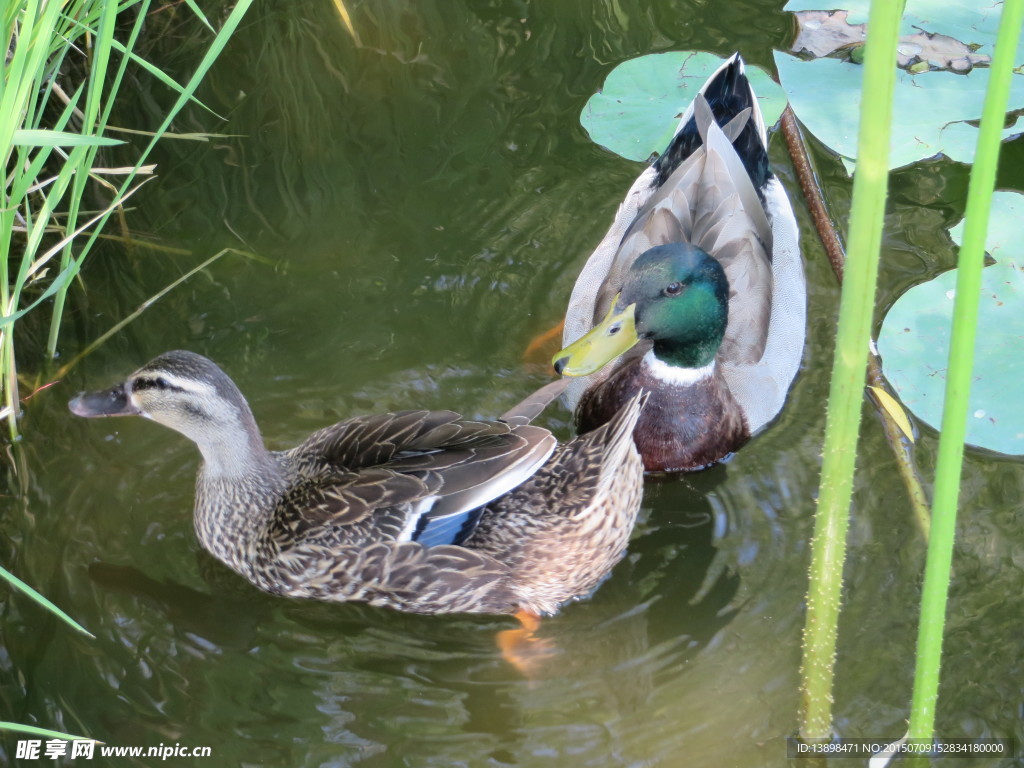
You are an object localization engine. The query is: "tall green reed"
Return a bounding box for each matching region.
[799,0,906,739]
[907,0,1024,739]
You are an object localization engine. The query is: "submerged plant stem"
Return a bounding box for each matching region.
[798,0,906,739]
[907,0,1024,739]
[780,108,930,539]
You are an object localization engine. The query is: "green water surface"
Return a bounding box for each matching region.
[2,1,1022,766]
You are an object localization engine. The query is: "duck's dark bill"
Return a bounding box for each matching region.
[69,385,139,418]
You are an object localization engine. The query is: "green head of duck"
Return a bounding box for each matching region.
[553,243,728,375]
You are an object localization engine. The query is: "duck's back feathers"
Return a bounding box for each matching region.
[466,391,646,614]
[654,53,769,192]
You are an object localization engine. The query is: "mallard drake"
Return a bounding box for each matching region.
[69,351,645,618]
[553,53,805,472]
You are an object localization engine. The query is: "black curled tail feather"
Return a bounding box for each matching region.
[652,54,770,196]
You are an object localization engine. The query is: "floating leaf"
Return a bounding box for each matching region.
[791,10,991,71]
[779,0,1024,168]
[580,52,788,163]
[877,191,1024,456]
[868,386,915,443]
[791,10,867,59]
[775,52,1024,169]
[784,0,1012,56]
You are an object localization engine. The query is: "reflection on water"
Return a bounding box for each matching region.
[3,0,1023,766]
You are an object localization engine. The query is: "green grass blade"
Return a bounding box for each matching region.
[0,0,64,154]
[12,129,123,146]
[81,0,117,131]
[127,0,256,168]
[907,0,1024,740]
[0,264,77,329]
[59,0,256,272]
[799,0,906,739]
[0,722,94,742]
[9,85,85,202]
[45,0,124,357]
[182,0,216,32]
[61,15,223,119]
[1,180,151,330]
[0,565,94,638]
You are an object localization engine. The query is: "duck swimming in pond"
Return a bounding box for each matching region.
[553,53,806,472]
[70,351,646,620]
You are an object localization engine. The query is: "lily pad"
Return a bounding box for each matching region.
[775,52,1024,169]
[877,191,1024,456]
[790,10,991,71]
[581,52,788,163]
[784,0,1012,56]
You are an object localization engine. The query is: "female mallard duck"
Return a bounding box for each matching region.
[553,53,805,472]
[69,351,645,618]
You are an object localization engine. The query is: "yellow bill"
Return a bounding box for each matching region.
[552,298,638,377]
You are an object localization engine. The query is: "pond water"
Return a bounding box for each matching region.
[3,1,1023,766]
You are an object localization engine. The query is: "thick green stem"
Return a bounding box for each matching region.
[907,0,1024,739]
[799,0,905,738]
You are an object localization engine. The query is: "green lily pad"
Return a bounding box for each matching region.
[877,191,1024,456]
[775,52,1024,169]
[581,52,788,163]
[790,10,992,71]
[778,0,1024,169]
[784,0,1014,55]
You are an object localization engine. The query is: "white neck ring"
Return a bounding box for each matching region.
[642,350,716,385]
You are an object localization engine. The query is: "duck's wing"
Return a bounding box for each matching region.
[282,396,558,546]
[299,409,512,469]
[410,379,571,546]
[497,378,570,426]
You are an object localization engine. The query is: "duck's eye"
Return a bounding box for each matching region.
[664,282,683,297]
[133,376,173,392]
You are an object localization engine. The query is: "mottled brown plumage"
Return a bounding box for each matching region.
[69,351,645,616]
[465,389,644,614]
